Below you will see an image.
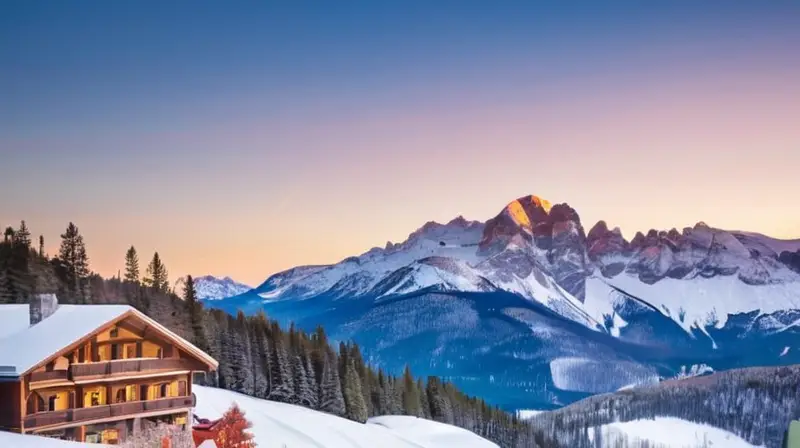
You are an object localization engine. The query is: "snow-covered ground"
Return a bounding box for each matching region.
[193,385,498,448]
[0,386,496,448]
[592,417,760,448]
[0,431,94,447]
[517,409,544,419]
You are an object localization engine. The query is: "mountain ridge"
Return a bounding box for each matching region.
[206,194,800,409]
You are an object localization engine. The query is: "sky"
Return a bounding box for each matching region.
[2,1,799,286]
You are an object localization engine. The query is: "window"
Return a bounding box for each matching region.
[111,344,119,360]
[78,347,85,363]
[125,344,136,359]
[48,395,57,411]
[156,348,163,359]
[178,381,187,396]
[90,391,101,407]
[110,327,119,338]
[115,389,126,403]
[159,383,168,398]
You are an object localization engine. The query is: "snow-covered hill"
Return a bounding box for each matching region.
[174,275,252,300]
[593,417,760,447]
[193,384,498,448]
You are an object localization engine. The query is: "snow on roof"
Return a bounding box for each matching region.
[0,304,31,339]
[0,304,131,377]
[0,303,218,377]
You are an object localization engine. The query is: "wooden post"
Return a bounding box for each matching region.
[91,337,99,362]
[76,425,85,442]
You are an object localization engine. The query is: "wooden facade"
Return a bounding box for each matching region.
[0,311,216,445]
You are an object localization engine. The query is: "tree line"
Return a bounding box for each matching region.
[0,221,537,447]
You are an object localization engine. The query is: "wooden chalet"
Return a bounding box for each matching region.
[0,294,218,444]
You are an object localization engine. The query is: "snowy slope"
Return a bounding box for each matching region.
[193,385,498,448]
[0,431,95,447]
[175,275,252,300]
[594,417,761,447]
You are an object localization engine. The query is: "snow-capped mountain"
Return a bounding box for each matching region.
[174,275,252,300]
[249,194,800,336]
[209,194,800,409]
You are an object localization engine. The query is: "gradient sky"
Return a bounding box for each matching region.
[2,1,799,286]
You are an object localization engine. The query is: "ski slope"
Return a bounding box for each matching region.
[193,385,498,448]
[593,417,760,447]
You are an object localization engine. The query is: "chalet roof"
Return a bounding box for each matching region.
[0,304,218,378]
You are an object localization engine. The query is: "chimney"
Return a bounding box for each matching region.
[30,293,59,326]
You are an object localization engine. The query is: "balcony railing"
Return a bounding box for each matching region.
[30,370,69,383]
[23,394,195,429]
[70,358,193,379]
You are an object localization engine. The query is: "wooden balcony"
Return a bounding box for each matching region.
[30,370,70,383]
[70,358,194,379]
[23,394,195,429]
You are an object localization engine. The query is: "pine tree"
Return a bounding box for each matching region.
[248,311,270,398]
[292,353,316,408]
[16,220,31,248]
[3,227,13,243]
[144,252,168,292]
[343,360,368,422]
[320,350,346,416]
[267,326,294,403]
[418,378,431,419]
[402,365,422,416]
[58,222,90,302]
[183,274,210,353]
[303,352,319,409]
[124,246,140,283]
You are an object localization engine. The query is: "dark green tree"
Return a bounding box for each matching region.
[183,275,209,352]
[124,246,140,283]
[145,252,168,292]
[58,222,90,302]
[16,221,31,248]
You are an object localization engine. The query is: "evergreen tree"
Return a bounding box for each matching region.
[303,352,319,409]
[418,378,431,419]
[344,360,368,423]
[16,220,31,248]
[249,311,270,398]
[292,353,316,408]
[145,252,168,292]
[183,274,210,352]
[57,222,90,302]
[402,365,422,417]
[124,246,140,283]
[38,235,44,257]
[267,325,294,403]
[3,227,13,243]
[320,350,346,416]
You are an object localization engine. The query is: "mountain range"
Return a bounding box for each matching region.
[205,194,800,410]
[174,275,252,301]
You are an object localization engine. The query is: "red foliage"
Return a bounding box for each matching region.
[193,403,256,448]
